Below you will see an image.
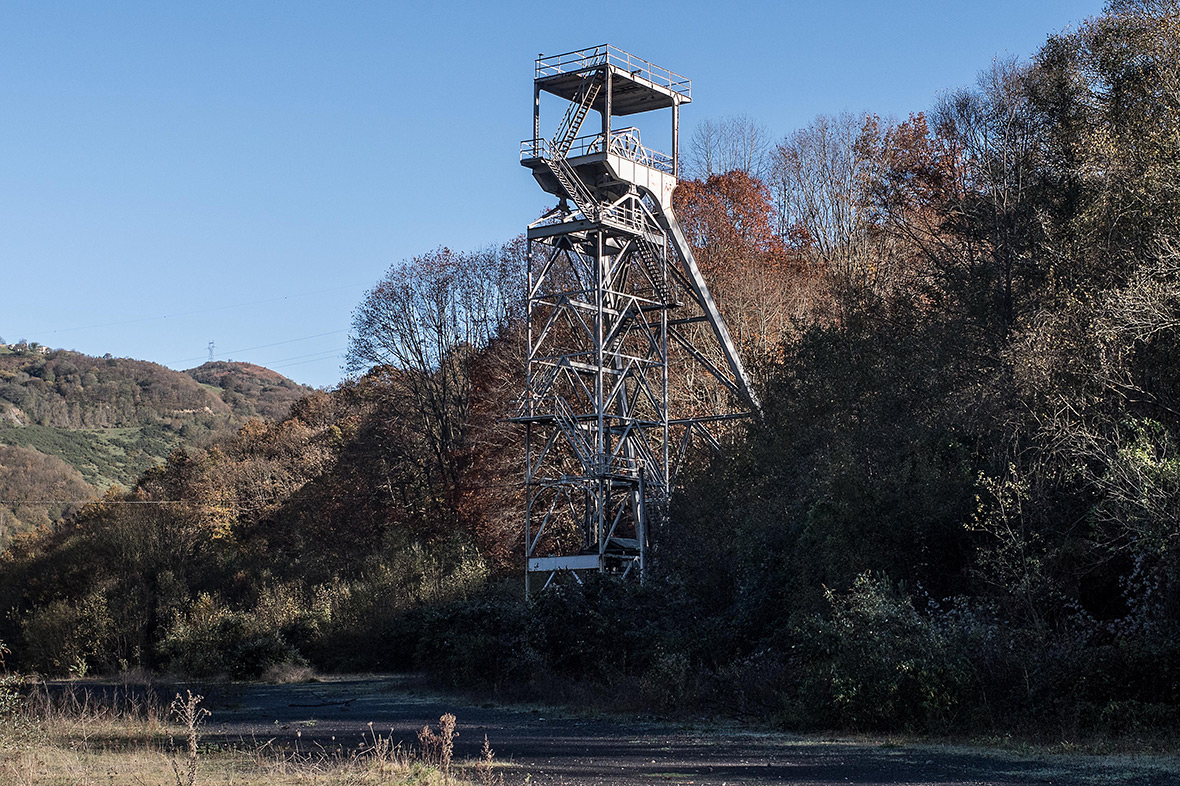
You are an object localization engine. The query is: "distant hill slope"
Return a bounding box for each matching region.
[0,444,93,539]
[185,361,310,419]
[0,350,311,544]
[0,351,231,429]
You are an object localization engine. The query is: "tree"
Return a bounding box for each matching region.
[772,113,869,254]
[684,115,772,180]
[771,112,920,302]
[346,242,524,516]
[674,170,813,366]
[931,59,1048,338]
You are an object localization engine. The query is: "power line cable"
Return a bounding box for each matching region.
[0,499,191,505]
[1,481,524,507]
[268,349,348,370]
[259,347,347,365]
[28,283,370,337]
[172,329,349,365]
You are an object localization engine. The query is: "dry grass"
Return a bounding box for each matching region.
[0,678,486,786]
[3,744,469,785]
[262,662,318,685]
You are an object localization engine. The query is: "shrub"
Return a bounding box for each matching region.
[0,673,36,751]
[158,593,302,679]
[792,574,979,732]
[20,592,114,676]
[414,585,539,691]
[303,534,491,672]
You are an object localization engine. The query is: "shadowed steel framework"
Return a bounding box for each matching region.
[516,45,758,594]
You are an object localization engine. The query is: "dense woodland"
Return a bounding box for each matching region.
[3,1,1180,737]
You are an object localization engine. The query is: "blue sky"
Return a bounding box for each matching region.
[1,1,1106,388]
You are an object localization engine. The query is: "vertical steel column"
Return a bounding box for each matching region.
[672,98,680,178]
[603,67,612,153]
[594,229,606,558]
[524,235,535,598]
[533,80,541,156]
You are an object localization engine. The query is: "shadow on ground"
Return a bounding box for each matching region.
[81,675,1180,786]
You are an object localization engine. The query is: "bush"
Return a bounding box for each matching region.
[0,673,36,751]
[20,592,114,676]
[791,574,979,732]
[158,593,302,679]
[411,577,708,710]
[414,585,539,691]
[301,534,491,672]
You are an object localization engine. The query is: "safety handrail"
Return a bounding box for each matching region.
[520,128,674,174]
[536,44,691,100]
[608,128,674,172]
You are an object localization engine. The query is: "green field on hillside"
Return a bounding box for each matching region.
[0,423,179,491]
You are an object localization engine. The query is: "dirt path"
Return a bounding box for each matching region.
[153,676,1179,785]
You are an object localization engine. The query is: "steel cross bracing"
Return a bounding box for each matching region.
[517,45,759,594]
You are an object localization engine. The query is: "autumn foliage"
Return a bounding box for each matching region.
[674,170,818,364]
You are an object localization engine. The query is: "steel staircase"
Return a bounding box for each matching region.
[545,152,598,219]
[516,361,562,417]
[541,71,605,222]
[552,72,604,158]
[632,236,678,306]
[551,395,596,473]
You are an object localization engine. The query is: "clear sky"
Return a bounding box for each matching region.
[1,1,1106,389]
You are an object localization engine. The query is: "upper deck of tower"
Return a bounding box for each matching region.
[524,45,688,211]
[535,45,691,114]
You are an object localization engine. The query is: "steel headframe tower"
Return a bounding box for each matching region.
[516,45,759,594]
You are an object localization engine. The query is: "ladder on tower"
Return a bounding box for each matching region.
[541,70,604,222]
[544,154,597,219]
[551,395,596,473]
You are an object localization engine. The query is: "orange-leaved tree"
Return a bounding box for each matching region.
[674,170,819,368]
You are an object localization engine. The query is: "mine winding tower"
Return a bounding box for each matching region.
[517,45,758,593]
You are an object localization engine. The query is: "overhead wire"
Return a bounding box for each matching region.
[171,329,350,366]
[269,349,348,370]
[1,481,525,507]
[29,283,371,338]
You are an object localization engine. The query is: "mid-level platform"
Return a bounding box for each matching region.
[520,127,679,215]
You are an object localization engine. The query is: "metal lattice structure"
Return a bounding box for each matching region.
[516,45,758,594]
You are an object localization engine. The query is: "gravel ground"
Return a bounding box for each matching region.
[125,676,1180,785]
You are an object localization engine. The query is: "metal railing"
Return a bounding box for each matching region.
[520,128,674,174]
[518,134,594,161]
[536,44,691,100]
[608,128,673,173]
[600,193,662,236]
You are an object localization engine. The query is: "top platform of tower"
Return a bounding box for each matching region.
[536,45,691,115]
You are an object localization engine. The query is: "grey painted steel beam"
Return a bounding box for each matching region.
[660,209,762,414]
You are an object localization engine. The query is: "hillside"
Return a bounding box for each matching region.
[185,360,310,419]
[0,351,230,429]
[0,350,311,542]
